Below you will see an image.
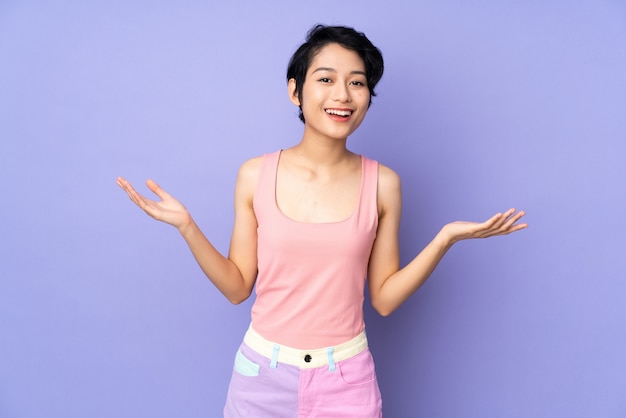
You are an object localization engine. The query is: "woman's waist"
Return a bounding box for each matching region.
[243,324,368,369]
[250,298,365,348]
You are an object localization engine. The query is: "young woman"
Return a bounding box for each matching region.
[117,25,527,417]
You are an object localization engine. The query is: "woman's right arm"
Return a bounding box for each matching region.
[116,157,260,304]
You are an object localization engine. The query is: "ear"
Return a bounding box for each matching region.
[288,78,300,106]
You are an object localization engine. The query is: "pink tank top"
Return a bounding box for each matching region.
[250,150,379,349]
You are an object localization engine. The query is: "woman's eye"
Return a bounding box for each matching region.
[319,78,332,83]
[351,80,365,86]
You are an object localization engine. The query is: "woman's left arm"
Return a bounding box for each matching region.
[367,165,528,316]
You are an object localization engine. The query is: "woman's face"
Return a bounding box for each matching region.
[290,43,371,141]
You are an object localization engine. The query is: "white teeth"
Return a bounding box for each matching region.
[326,109,352,117]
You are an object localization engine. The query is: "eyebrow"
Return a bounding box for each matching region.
[311,67,367,76]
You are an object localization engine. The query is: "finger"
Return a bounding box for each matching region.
[486,208,518,232]
[500,210,526,231]
[482,212,504,229]
[466,213,501,238]
[146,179,171,201]
[117,177,154,209]
[116,176,132,191]
[490,210,528,236]
[502,208,517,220]
[509,222,529,232]
[473,209,523,238]
[116,177,139,200]
[117,177,141,193]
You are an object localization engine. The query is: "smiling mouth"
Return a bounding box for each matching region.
[325,108,353,117]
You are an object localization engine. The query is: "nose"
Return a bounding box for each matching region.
[332,81,351,103]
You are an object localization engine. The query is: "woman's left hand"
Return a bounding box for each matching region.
[440,208,528,245]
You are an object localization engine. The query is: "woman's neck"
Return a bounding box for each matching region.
[289,130,354,167]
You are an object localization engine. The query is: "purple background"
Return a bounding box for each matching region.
[1,1,625,417]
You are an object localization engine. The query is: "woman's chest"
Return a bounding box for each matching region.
[275,168,362,224]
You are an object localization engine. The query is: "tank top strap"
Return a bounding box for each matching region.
[355,155,379,225]
[253,150,281,219]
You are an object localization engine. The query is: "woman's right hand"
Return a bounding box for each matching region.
[116,177,192,230]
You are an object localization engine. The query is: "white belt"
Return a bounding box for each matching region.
[243,326,368,369]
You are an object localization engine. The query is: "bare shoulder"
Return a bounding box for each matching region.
[238,155,266,183]
[377,162,401,191]
[235,155,264,202]
[238,155,264,177]
[376,162,402,217]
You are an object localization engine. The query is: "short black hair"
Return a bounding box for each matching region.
[286,24,384,123]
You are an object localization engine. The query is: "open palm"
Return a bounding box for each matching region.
[117,177,191,230]
[441,208,527,244]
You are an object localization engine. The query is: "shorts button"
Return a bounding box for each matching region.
[304,354,312,363]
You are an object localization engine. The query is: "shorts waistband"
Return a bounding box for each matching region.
[243,326,368,369]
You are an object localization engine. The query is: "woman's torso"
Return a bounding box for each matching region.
[250,150,379,349]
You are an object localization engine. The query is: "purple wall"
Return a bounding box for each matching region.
[1,1,625,417]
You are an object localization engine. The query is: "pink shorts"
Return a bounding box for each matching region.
[224,327,382,417]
